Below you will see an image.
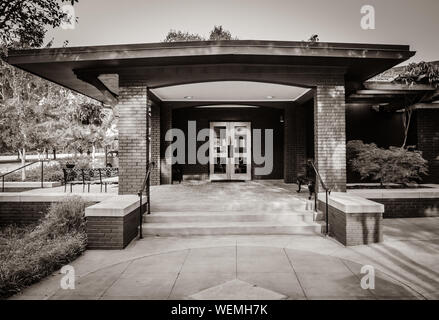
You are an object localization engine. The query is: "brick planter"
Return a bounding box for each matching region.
[85,195,145,249]
[348,189,439,218]
[318,192,384,246]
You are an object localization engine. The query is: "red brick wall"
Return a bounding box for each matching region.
[417,109,439,183]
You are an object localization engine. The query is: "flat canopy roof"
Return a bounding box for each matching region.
[7,40,415,103]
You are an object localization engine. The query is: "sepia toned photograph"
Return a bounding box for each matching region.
[0,0,438,311]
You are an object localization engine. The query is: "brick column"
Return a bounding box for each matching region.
[284,106,307,183]
[150,103,160,186]
[118,83,148,195]
[417,109,439,183]
[314,86,346,192]
[295,105,307,176]
[160,105,172,184]
[284,107,295,183]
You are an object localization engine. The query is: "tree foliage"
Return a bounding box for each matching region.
[208,25,235,41]
[163,30,204,42]
[0,0,78,49]
[164,25,237,42]
[0,58,116,156]
[347,140,428,185]
[394,61,439,87]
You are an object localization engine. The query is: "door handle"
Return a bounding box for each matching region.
[228,145,231,158]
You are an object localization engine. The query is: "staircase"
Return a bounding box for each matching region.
[142,181,325,236]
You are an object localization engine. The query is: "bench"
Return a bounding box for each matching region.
[63,167,119,193]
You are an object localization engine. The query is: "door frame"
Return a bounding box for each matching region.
[209,121,252,181]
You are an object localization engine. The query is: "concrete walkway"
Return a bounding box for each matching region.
[10,217,439,300]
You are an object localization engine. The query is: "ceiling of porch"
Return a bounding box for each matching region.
[150,81,310,102]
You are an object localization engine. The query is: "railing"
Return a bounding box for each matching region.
[137,162,154,239]
[1,160,46,192]
[309,161,331,235]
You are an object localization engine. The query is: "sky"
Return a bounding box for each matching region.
[45,0,439,64]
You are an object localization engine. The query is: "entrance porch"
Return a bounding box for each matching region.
[7,40,417,246]
[145,180,324,236]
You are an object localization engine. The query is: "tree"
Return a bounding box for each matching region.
[0,0,119,176]
[0,0,78,49]
[0,58,50,179]
[57,99,116,162]
[208,25,236,41]
[163,25,237,42]
[0,57,116,178]
[394,61,439,87]
[163,30,204,42]
[393,61,439,148]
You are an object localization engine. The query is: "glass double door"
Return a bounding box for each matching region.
[209,122,251,181]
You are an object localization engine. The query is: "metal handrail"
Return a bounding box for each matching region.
[137,162,155,239]
[309,161,331,235]
[1,159,47,192]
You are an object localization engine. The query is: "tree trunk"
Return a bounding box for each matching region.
[53,149,56,160]
[401,105,413,149]
[19,148,26,181]
[92,145,96,163]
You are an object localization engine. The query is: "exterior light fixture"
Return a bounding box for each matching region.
[280,115,284,123]
[184,96,193,99]
[266,95,274,99]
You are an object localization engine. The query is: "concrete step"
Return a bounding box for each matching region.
[142,221,326,236]
[144,211,316,223]
[151,201,307,212]
[314,210,325,221]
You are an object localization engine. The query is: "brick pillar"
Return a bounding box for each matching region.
[150,103,160,186]
[118,83,148,195]
[284,107,295,183]
[417,109,439,183]
[160,105,172,184]
[284,106,307,183]
[314,86,346,192]
[295,105,307,176]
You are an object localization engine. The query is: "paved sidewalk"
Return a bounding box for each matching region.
[9,217,439,300]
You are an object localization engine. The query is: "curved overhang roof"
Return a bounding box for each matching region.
[7,40,415,104]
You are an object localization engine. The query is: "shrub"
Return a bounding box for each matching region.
[6,161,64,182]
[31,197,87,239]
[0,197,87,299]
[347,140,429,185]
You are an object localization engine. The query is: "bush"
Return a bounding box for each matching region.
[347,140,429,185]
[0,197,87,299]
[6,161,64,182]
[31,198,87,239]
[58,155,104,169]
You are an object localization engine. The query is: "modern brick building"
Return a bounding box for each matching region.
[8,41,439,194]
